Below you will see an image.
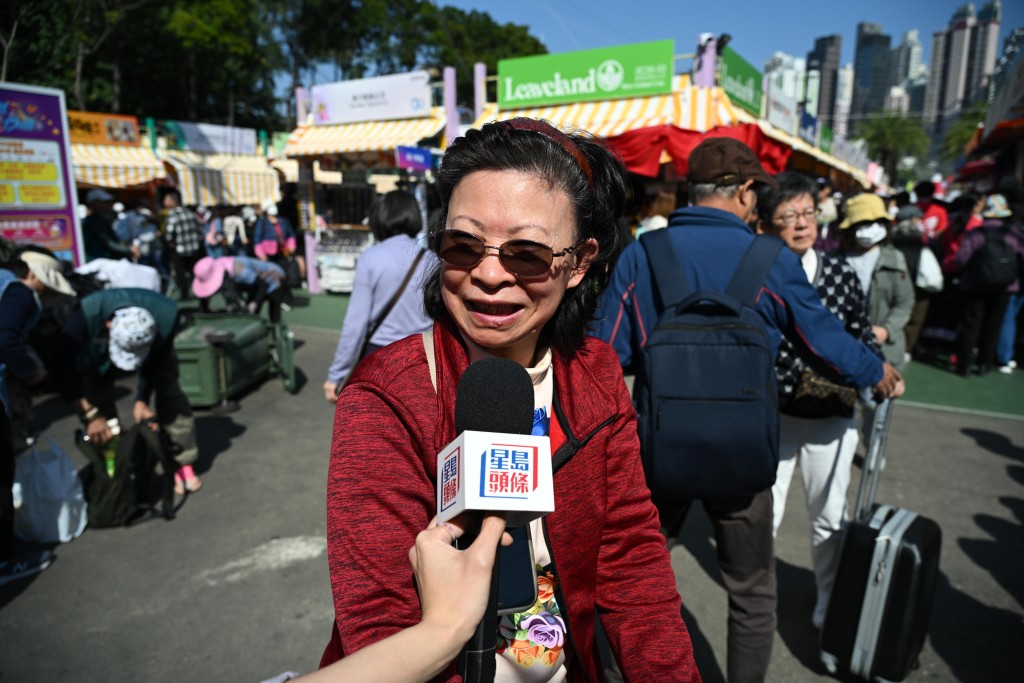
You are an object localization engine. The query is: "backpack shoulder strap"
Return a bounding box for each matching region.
[640,229,690,308]
[726,235,785,306]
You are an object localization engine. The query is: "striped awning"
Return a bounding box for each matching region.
[160,150,280,206]
[270,158,343,184]
[751,118,869,187]
[71,143,166,188]
[283,107,447,157]
[473,76,737,136]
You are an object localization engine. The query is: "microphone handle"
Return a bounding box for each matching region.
[457,520,500,683]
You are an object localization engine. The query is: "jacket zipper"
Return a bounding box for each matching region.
[543,387,614,682]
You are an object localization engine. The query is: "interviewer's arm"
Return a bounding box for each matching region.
[298,515,507,683]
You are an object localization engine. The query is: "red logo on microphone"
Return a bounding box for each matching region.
[440,447,460,511]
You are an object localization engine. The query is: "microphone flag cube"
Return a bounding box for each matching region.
[437,431,554,527]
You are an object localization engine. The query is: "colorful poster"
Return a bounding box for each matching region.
[311,71,431,126]
[67,110,141,145]
[0,83,82,264]
[498,40,674,109]
[394,145,433,172]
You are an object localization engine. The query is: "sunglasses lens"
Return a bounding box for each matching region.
[439,231,485,267]
[501,241,553,277]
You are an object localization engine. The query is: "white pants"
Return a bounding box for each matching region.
[772,412,859,627]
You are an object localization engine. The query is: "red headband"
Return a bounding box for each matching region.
[501,118,594,189]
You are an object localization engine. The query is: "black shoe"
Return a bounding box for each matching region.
[0,549,54,586]
[976,365,991,377]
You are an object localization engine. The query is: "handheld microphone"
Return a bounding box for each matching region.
[449,358,537,683]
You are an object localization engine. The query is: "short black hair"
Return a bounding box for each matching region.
[423,119,627,357]
[369,190,422,240]
[0,258,29,279]
[913,180,935,199]
[756,171,818,222]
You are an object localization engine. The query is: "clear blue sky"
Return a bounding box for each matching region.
[442,0,1024,74]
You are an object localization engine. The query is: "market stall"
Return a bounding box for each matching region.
[158,121,279,207]
[68,111,165,193]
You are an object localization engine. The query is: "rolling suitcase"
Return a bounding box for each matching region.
[819,400,942,682]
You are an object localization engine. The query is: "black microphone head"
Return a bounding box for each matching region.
[454,358,535,436]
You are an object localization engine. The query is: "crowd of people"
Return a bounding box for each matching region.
[2,118,1022,683]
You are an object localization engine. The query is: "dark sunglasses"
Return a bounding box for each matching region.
[434,229,581,278]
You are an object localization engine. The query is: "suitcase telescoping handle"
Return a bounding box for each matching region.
[853,399,893,523]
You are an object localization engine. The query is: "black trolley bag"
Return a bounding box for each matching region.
[820,399,942,682]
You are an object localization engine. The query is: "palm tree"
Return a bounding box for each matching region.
[854,112,931,185]
[942,102,988,162]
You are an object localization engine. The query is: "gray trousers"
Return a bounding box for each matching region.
[658,489,777,683]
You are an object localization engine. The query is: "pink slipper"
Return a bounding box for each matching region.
[174,470,203,495]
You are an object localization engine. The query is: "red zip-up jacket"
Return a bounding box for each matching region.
[321,315,700,682]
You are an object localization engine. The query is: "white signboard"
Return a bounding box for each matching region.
[311,71,432,126]
[766,89,798,134]
[168,121,258,155]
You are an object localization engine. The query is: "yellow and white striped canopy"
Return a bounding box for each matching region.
[71,143,165,188]
[284,107,447,157]
[473,76,737,137]
[161,150,280,207]
[270,158,343,184]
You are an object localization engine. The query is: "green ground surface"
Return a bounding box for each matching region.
[281,293,1023,417]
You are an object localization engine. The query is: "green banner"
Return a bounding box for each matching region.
[498,40,674,109]
[719,47,762,117]
[820,124,833,155]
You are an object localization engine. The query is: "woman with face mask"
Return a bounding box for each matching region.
[838,193,916,371]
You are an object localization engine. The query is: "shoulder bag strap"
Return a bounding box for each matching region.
[726,235,785,306]
[359,248,427,357]
[640,229,690,310]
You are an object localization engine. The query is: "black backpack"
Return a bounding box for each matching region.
[968,226,1020,291]
[636,229,784,501]
[77,423,178,528]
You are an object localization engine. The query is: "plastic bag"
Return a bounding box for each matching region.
[13,435,88,543]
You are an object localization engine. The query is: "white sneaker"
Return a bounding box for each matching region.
[998,365,1014,375]
[1010,360,1018,369]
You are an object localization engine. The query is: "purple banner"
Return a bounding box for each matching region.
[395,145,433,172]
[0,83,82,264]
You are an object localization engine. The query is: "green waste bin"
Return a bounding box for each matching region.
[175,313,297,408]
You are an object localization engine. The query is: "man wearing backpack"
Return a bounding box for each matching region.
[48,288,203,495]
[952,193,1024,376]
[593,138,903,683]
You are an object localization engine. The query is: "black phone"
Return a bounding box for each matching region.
[495,525,538,615]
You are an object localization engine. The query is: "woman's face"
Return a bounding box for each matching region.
[441,170,593,367]
[767,192,818,256]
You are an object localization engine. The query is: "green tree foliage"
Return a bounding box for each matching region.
[854,112,931,185]
[4,0,546,129]
[942,102,988,163]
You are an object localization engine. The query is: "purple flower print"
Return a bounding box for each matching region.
[521,612,565,649]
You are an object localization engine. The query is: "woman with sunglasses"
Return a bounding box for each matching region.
[321,119,699,682]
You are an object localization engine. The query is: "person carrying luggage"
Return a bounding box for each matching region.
[594,138,903,683]
[47,288,203,495]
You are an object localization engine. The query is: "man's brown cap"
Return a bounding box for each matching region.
[688,138,778,188]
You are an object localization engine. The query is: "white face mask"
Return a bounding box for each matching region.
[855,222,888,248]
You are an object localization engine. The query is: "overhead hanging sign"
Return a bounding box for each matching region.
[67,110,141,145]
[718,47,762,117]
[498,40,674,109]
[311,71,432,126]
[395,145,433,172]
[766,89,798,134]
[164,120,258,155]
[0,83,82,264]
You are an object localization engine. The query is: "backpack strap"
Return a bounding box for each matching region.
[725,235,785,306]
[640,229,690,308]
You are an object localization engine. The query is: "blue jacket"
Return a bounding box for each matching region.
[592,206,884,389]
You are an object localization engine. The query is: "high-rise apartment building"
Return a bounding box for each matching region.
[851,22,893,132]
[891,29,926,88]
[763,52,806,101]
[923,1,1002,134]
[806,35,841,129]
[834,63,855,139]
